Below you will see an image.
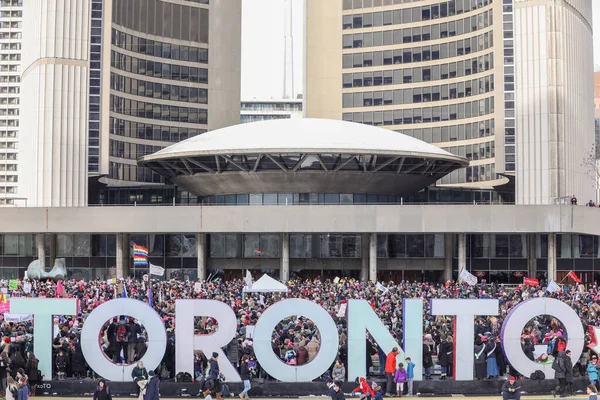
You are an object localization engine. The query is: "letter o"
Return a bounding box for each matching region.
[81,298,167,382]
[253,299,339,382]
[501,298,584,378]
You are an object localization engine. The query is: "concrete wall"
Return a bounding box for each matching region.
[0,205,598,235]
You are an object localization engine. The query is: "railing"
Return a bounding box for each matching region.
[87,200,514,207]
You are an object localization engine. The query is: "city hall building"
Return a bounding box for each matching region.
[2,119,600,285]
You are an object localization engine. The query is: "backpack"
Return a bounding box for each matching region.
[552,358,561,371]
[530,370,545,380]
[220,383,230,397]
[116,324,127,342]
[176,372,193,382]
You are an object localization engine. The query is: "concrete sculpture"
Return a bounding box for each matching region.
[26,258,67,280]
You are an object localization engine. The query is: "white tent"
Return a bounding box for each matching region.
[243,274,288,293]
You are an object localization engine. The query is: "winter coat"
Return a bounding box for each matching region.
[353,377,374,397]
[132,366,149,382]
[144,376,160,400]
[406,362,415,379]
[394,368,407,383]
[422,343,434,368]
[296,346,309,365]
[438,341,453,366]
[522,341,535,361]
[226,339,239,365]
[332,365,345,381]
[240,362,250,381]
[331,389,346,400]
[385,351,398,374]
[474,344,486,364]
[71,343,87,374]
[93,383,112,400]
[208,358,220,380]
[17,385,28,400]
[373,388,384,400]
[552,352,567,379]
[25,356,39,381]
[588,362,599,382]
[565,354,574,383]
[307,338,320,361]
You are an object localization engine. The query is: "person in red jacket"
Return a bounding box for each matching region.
[385,347,399,396]
[353,377,375,400]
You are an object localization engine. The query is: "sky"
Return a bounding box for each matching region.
[241,1,600,99]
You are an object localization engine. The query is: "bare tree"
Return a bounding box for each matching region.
[581,143,600,202]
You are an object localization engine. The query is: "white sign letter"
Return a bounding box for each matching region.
[175,299,241,381]
[80,299,167,381]
[253,299,338,382]
[430,299,498,381]
[501,298,584,378]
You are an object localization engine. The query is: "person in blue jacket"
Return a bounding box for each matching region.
[405,357,415,396]
[370,382,384,400]
[144,370,160,400]
[588,357,599,390]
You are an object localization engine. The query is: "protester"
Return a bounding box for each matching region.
[422,336,434,380]
[352,377,374,400]
[474,338,487,380]
[438,336,452,380]
[239,355,251,400]
[25,352,38,395]
[552,351,568,397]
[332,359,346,382]
[588,355,599,390]
[502,376,521,400]
[384,347,399,396]
[331,381,345,400]
[93,379,112,400]
[16,377,27,400]
[370,382,384,400]
[589,384,598,400]
[202,352,223,400]
[405,357,415,396]
[565,350,574,396]
[394,362,407,396]
[145,370,160,400]
[132,361,149,398]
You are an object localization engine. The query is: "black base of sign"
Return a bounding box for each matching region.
[34,377,589,397]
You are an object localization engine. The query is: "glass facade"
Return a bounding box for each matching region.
[108,0,210,184]
[340,0,502,186]
[88,0,103,174]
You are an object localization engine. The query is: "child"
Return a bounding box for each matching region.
[588,384,598,400]
[405,357,415,396]
[352,377,374,400]
[394,363,407,396]
[371,382,384,400]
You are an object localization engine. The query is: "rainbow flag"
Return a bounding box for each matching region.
[253,248,263,258]
[133,244,149,266]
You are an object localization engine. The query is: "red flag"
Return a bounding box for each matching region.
[567,270,582,283]
[523,277,539,286]
[56,281,64,297]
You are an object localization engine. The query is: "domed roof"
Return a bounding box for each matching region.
[141,118,465,163]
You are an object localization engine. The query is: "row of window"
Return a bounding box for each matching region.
[343,10,492,48]
[442,162,495,184]
[109,117,207,142]
[0,186,16,194]
[443,141,494,161]
[342,53,493,88]
[0,174,16,182]
[343,0,491,22]
[109,161,164,183]
[112,0,209,43]
[110,96,208,124]
[394,118,495,143]
[342,75,494,108]
[88,0,103,174]
[343,32,493,68]
[112,29,208,64]
[0,153,16,160]
[202,193,409,206]
[342,96,494,125]
[111,51,208,83]
[110,75,208,104]
[0,163,16,171]
[110,140,163,160]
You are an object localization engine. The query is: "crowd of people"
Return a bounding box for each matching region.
[0,277,599,398]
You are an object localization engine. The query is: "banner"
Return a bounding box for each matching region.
[567,270,582,283]
[149,264,164,276]
[8,280,17,290]
[193,282,202,293]
[245,270,253,289]
[458,268,477,286]
[376,282,389,295]
[337,302,348,318]
[523,277,539,286]
[546,280,561,293]
[3,314,33,323]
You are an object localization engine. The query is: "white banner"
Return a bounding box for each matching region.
[376,282,389,295]
[150,264,165,276]
[23,282,31,294]
[459,268,478,286]
[3,314,33,323]
[245,270,253,289]
[337,302,348,318]
[546,280,561,293]
[194,282,202,293]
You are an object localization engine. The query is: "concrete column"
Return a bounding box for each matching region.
[36,233,46,270]
[458,233,467,272]
[48,233,56,269]
[548,233,557,281]
[369,233,377,283]
[280,233,289,282]
[360,234,369,282]
[527,234,537,278]
[116,233,130,279]
[197,233,207,281]
[443,233,453,282]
